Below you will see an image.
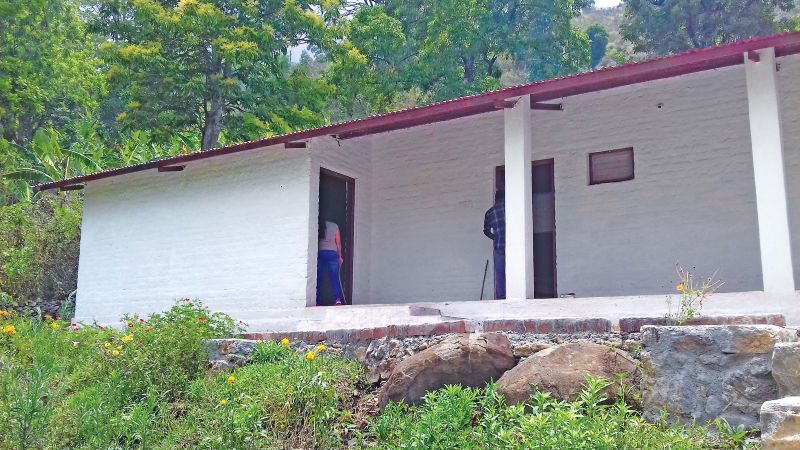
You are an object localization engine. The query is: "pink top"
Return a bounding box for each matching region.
[319,221,339,252]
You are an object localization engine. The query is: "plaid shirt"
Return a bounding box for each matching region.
[483,200,505,250]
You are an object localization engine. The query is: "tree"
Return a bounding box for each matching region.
[328,0,592,117]
[0,0,105,144]
[621,0,797,56]
[88,0,341,150]
[586,24,609,68]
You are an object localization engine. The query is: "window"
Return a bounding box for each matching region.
[589,147,634,185]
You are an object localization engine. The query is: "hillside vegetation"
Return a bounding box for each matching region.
[0,302,755,449]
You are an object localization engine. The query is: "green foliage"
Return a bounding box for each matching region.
[328,0,592,118]
[587,24,609,68]
[1,118,195,204]
[0,194,81,314]
[666,265,724,325]
[621,0,797,56]
[89,0,341,150]
[251,339,295,364]
[0,300,244,449]
[364,378,745,449]
[0,304,753,449]
[164,343,360,449]
[1,128,101,202]
[0,0,105,144]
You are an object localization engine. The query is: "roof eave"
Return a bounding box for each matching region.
[35,31,800,192]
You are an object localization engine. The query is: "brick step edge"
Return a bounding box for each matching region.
[242,317,612,343]
[618,314,786,333]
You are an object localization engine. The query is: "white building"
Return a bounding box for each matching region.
[39,32,800,330]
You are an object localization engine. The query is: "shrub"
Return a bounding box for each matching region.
[0,300,242,449]
[163,343,361,449]
[0,193,81,317]
[0,303,754,449]
[364,377,749,450]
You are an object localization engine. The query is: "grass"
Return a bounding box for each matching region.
[0,303,754,449]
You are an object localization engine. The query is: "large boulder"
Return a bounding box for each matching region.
[378,333,515,408]
[495,342,638,405]
[772,342,800,397]
[761,397,800,450]
[640,325,799,430]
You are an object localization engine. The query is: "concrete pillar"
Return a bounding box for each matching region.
[503,95,534,299]
[745,47,795,293]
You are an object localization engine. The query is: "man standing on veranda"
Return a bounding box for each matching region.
[483,190,506,299]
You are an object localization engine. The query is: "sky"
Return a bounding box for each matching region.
[595,0,621,7]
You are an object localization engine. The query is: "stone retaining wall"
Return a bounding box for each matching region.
[211,329,641,383]
[242,314,782,343]
[619,313,786,333]
[210,314,794,431]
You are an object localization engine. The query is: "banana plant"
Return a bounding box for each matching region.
[1,128,102,203]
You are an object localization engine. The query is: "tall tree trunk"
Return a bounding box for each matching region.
[202,92,224,150]
[201,62,228,150]
[462,56,475,83]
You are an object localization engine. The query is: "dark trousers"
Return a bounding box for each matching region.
[316,250,344,306]
[494,248,506,300]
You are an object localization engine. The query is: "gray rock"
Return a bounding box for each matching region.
[761,397,800,450]
[378,333,515,408]
[512,342,551,358]
[773,342,800,397]
[640,325,799,430]
[206,338,258,370]
[496,342,638,405]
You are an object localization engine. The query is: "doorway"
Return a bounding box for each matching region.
[317,169,355,305]
[495,160,557,298]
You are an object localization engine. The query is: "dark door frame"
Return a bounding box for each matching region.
[494,159,557,298]
[319,168,355,304]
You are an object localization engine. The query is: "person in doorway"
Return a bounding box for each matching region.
[317,217,345,306]
[483,190,505,299]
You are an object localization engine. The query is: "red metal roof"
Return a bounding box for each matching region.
[36,31,800,192]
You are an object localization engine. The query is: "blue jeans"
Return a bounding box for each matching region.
[316,250,344,306]
[494,248,506,300]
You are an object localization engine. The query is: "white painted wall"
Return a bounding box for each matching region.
[368,115,504,303]
[74,53,800,325]
[75,147,313,323]
[308,136,373,304]
[536,64,763,297]
[365,59,796,302]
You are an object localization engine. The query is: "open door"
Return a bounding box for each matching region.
[495,160,557,298]
[317,169,355,305]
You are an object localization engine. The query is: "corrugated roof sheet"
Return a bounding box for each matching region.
[36,31,800,191]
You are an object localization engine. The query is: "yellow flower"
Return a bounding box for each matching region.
[316,344,327,352]
[219,399,228,406]
[112,350,120,357]
[3,325,16,336]
[50,321,60,330]
[676,283,685,292]
[104,342,112,349]
[121,334,134,343]
[0,310,10,319]
[280,338,289,346]
[305,351,315,361]
[115,345,123,351]
[226,375,236,385]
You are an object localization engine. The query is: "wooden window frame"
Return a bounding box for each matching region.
[588,147,634,185]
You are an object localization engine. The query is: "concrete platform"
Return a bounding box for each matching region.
[236,290,800,334]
